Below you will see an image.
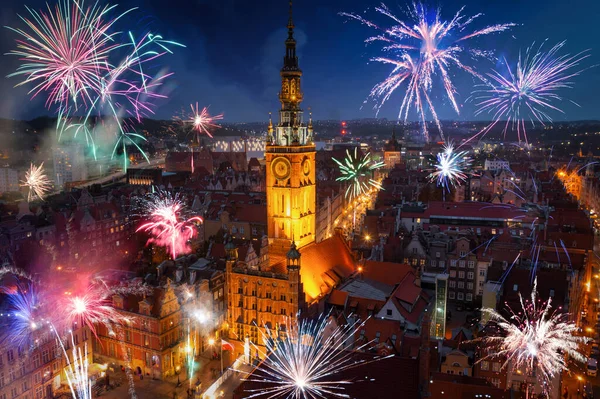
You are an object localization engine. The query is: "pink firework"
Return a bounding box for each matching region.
[136,190,203,260]
[189,103,223,139]
[6,0,126,109]
[341,3,514,141]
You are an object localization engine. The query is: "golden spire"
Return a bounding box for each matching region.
[268,112,274,134]
[308,112,313,131]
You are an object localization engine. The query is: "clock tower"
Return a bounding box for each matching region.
[266,0,316,253]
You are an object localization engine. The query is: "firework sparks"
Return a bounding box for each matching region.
[428,143,470,190]
[7,0,184,168]
[21,163,52,202]
[341,3,514,141]
[0,281,44,348]
[480,279,587,385]
[333,148,384,200]
[136,190,203,260]
[189,103,223,139]
[473,41,590,143]
[55,330,93,399]
[243,314,392,398]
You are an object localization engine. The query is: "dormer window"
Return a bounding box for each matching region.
[113,295,124,309]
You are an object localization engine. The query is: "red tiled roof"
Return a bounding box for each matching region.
[328,289,349,307]
[362,261,415,286]
[297,235,356,300]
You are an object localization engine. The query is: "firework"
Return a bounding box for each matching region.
[62,278,122,336]
[428,143,470,190]
[243,314,392,398]
[55,330,92,399]
[473,41,590,143]
[333,148,384,200]
[0,281,44,348]
[7,0,185,168]
[480,279,587,385]
[136,190,203,260]
[21,163,52,202]
[189,103,223,139]
[341,3,513,141]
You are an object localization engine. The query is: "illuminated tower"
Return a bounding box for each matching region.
[266,0,316,253]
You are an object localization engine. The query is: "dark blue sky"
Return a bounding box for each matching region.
[0,0,598,122]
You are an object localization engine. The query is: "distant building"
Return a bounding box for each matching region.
[484,159,510,171]
[383,127,402,170]
[0,167,19,193]
[52,143,87,188]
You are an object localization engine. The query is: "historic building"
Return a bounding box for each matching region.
[383,127,402,170]
[225,2,356,349]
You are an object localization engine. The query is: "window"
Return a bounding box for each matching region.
[125,330,131,342]
[481,361,490,371]
[449,291,455,299]
[457,292,464,300]
[431,260,437,267]
[144,335,149,346]
[439,261,445,268]
[435,251,441,258]
[0,372,4,388]
[281,308,287,316]
[420,259,425,266]
[513,284,518,292]
[479,269,486,277]
[8,369,15,382]
[450,260,457,267]
[280,295,286,301]
[449,270,456,278]
[466,293,473,301]
[467,282,473,290]
[375,332,381,343]
[549,289,555,297]
[459,251,466,257]
[458,271,465,279]
[491,378,501,388]
[476,228,481,235]
[7,350,14,363]
[491,228,497,235]
[42,349,49,364]
[459,260,465,268]
[492,362,501,372]
[467,272,474,280]
[386,309,393,316]
[412,248,417,255]
[468,261,475,268]
[449,281,456,288]
[239,227,245,234]
[457,281,464,289]
[391,334,397,345]
[33,354,40,368]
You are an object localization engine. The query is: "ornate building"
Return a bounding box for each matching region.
[265,0,316,253]
[383,126,402,170]
[225,2,356,350]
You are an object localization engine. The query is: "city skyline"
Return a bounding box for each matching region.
[0,0,598,124]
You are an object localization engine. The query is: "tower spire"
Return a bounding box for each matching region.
[288,0,294,33]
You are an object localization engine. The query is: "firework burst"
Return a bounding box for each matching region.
[0,281,45,348]
[480,279,587,385]
[21,162,53,202]
[333,148,384,200]
[428,143,470,190]
[136,190,203,260]
[189,103,223,139]
[473,41,590,143]
[243,314,393,398]
[7,0,184,168]
[341,3,514,141]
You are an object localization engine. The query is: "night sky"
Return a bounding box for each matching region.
[0,0,598,123]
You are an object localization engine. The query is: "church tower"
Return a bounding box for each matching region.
[265,1,316,253]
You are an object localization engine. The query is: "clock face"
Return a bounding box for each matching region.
[272,157,291,180]
[302,159,311,176]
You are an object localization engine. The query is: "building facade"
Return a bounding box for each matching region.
[52,143,87,188]
[0,168,20,193]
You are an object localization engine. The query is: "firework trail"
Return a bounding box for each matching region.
[472,41,590,143]
[7,0,184,168]
[341,3,514,141]
[54,330,93,399]
[243,314,393,398]
[480,279,587,385]
[21,162,53,202]
[428,143,470,191]
[333,148,384,200]
[136,190,203,260]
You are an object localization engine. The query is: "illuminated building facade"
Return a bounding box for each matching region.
[265,0,316,253]
[431,274,448,340]
[224,2,357,350]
